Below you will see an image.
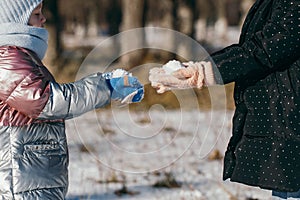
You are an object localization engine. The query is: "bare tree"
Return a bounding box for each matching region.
[106,0,122,36]
[175,0,195,60]
[144,0,176,61]
[43,0,62,74]
[119,0,145,70]
[194,0,228,43]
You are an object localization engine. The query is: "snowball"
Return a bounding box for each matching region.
[162,60,184,74]
[112,69,132,78]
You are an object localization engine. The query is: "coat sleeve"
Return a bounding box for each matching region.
[210,0,300,84]
[0,47,111,120]
[37,73,111,120]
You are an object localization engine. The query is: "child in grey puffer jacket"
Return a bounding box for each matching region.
[0,0,143,199]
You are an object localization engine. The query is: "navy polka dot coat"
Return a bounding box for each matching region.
[211,0,300,192]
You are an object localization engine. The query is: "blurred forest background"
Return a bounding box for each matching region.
[42,0,255,110]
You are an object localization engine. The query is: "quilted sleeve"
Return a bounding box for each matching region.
[37,73,111,120]
[210,0,300,84]
[0,47,111,120]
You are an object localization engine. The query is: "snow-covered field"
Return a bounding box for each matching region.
[65,108,272,200]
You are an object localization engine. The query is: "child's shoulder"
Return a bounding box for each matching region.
[0,46,31,60]
[0,45,42,67]
[0,46,39,74]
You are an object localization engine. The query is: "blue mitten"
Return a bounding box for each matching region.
[103,70,144,103]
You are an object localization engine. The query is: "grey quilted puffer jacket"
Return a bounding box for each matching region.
[0,46,111,199]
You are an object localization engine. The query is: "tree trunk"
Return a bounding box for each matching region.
[120,0,145,70]
[194,0,211,42]
[214,0,228,41]
[145,0,175,62]
[43,0,62,75]
[176,0,195,60]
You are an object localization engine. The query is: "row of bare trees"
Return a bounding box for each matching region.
[43,0,254,78]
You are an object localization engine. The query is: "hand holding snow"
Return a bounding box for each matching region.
[104,69,144,103]
[162,60,185,74]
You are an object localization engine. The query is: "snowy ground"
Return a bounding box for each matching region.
[65,108,272,200]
